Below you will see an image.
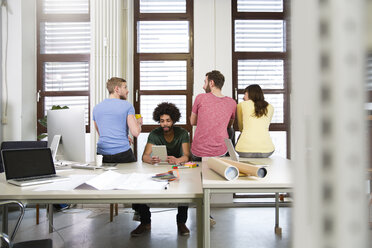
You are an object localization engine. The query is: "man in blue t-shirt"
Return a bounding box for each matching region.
[131,102,190,237]
[93,77,142,163]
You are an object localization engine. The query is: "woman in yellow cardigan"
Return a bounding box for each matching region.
[235,84,275,158]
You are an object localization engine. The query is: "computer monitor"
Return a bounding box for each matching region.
[47,108,86,162]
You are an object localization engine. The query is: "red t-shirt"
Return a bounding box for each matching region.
[191,93,237,157]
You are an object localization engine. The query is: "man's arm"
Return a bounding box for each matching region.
[127,114,142,137]
[142,143,161,165]
[228,118,234,127]
[190,112,198,126]
[94,121,100,136]
[167,142,190,165]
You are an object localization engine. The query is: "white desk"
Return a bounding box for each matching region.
[0,162,203,248]
[202,156,292,248]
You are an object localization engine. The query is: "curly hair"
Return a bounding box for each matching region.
[153,102,181,123]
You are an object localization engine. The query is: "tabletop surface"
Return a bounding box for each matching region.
[202,156,292,189]
[0,161,203,200]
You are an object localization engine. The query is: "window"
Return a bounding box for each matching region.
[232,0,290,158]
[134,0,194,157]
[366,53,372,169]
[37,0,91,136]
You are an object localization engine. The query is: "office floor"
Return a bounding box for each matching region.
[5,204,292,248]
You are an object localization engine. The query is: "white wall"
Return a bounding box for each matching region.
[368,0,372,51]
[1,0,36,141]
[194,0,232,97]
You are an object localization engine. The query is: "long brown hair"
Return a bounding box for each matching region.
[245,84,268,118]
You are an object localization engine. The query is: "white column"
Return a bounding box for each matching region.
[292,0,368,247]
[90,0,124,157]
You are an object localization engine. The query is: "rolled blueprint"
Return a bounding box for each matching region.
[207,157,239,181]
[220,158,267,178]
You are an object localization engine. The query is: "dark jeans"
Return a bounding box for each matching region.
[101,148,136,163]
[191,153,202,162]
[191,153,227,161]
[133,204,188,224]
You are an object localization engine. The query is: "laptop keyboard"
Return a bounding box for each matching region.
[14,174,59,182]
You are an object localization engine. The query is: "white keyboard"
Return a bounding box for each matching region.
[71,164,103,170]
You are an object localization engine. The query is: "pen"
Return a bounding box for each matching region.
[164,182,170,190]
[172,165,188,169]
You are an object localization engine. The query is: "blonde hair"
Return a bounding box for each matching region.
[106,77,126,94]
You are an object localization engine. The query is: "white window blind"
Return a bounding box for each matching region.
[237,0,283,12]
[235,20,284,52]
[137,21,189,53]
[43,0,89,14]
[40,22,91,54]
[269,131,286,157]
[140,61,187,90]
[44,62,89,91]
[367,55,372,91]
[140,0,186,13]
[238,60,284,89]
[238,93,283,123]
[45,96,89,124]
[140,95,187,125]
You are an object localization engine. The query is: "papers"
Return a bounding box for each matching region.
[32,171,168,191]
[34,175,95,191]
[84,171,168,190]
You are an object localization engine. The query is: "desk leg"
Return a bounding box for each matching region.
[196,199,203,248]
[1,205,8,235]
[1,205,8,248]
[1,206,8,248]
[275,193,282,235]
[48,204,53,233]
[203,189,211,248]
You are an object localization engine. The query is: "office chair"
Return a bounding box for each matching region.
[0,200,53,248]
[0,141,48,225]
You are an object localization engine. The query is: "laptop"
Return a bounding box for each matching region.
[2,148,69,187]
[224,139,267,165]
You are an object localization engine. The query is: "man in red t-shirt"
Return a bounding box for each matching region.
[190,70,237,161]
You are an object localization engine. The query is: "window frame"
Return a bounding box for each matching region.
[231,0,291,158]
[36,0,91,136]
[133,0,194,133]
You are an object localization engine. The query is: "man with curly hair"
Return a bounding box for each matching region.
[131,102,190,237]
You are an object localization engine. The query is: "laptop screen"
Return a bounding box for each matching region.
[1,148,56,180]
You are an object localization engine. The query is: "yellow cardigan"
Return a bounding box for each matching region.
[235,100,275,153]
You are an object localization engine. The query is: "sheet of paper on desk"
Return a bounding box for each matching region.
[84,170,129,190]
[33,175,95,191]
[115,173,168,190]
[83,171,168,190]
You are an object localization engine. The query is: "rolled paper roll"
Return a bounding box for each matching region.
[207,157,239,181]
[220,158,267,178]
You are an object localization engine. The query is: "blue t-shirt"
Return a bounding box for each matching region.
[93,98,135,155]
